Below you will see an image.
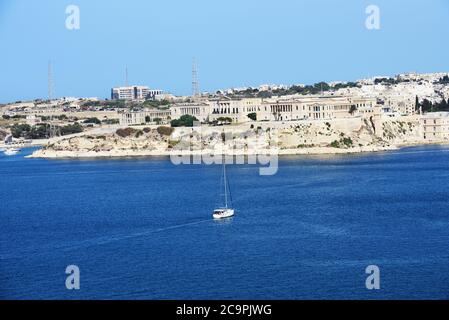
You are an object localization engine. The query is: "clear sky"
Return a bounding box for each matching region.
[0,0,449,103]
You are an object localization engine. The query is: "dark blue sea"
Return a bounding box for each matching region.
[1,146,449,300]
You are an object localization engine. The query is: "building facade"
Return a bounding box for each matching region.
[255,96,376,122]
[145,109,171,123]
[209,98,251,123]
[171,102,212,123]
[384,96,416,115]
[119,111,146,126]
[111,86,163,101]
[118,109,171,126]
[421,112,449,141]
[169,96,378,124]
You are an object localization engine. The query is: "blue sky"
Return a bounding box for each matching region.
[0,0,448,103]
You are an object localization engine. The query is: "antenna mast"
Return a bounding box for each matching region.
[224,158,228,209]
[125,67,129,87]
[48,61,54,101]
[192,58,200,97]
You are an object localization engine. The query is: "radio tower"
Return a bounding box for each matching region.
[125,66,129,87]
[192,58,200,97]
[47,61,58,138]
[48,61,54,101]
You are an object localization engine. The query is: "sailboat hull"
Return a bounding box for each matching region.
[213,209,235,220]
[4,148,20,156]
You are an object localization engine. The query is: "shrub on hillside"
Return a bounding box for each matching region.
[135,130,144,138]
[102,119,120,125]
[116,127,137,138]
[0,129,8,139]
[330,140,340,148]
[83,117,101,125]
[157,126,174,136]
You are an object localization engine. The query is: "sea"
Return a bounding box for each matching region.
[1,146,449,300]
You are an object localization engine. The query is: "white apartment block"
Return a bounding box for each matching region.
[384,96,416,115]
[111,86,164,101]
[421,112,449,141]
[146,89,164,100]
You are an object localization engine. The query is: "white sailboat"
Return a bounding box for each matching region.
[213,156,235,220]
[4,148,20,156]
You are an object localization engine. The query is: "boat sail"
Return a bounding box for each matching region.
[213,155,235,219]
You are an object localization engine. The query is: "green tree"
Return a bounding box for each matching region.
[431,98,449,112]
[60,123,83,135]
[29,124,50,139]
[83,117,101,125]
[349,105,357,115]
[257,91,272,98]
[330,140,340,148]
[439,75,449,84]
[247,113,257,121]
[102,119,119,125]
[421,99,433,113]
[342,137,353,147]
[11,124,31,138]
[170,115,198,127]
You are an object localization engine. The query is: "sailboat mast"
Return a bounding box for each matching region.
[223,155,228,209]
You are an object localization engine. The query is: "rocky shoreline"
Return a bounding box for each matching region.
[27,117,432,159]
[28,144,401,159]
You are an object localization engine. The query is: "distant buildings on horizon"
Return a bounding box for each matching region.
[3,70,449,144]
[111,86,164,101]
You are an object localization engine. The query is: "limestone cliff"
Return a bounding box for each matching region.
[29,117,428,158]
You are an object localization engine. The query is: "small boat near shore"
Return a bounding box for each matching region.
[4,148,20,156]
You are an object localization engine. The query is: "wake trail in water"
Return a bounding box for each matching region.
[0,219,213,260]
[65,218,214,250]
[97,219,212,244]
